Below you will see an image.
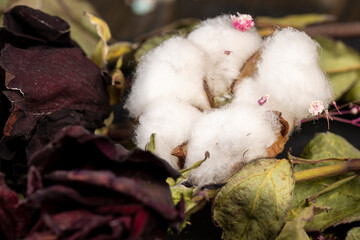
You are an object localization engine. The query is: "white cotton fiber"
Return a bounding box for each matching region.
[184,105,281,186]
[135,99,203,169]
[232,77,297,131]
[256,28,333,125]
[187,15,262,97]
[125,37,209,118]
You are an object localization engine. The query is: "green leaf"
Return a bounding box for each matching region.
[145,133,156,154]
[291,132,360,232]
[213,159,295,240]
[167,153,210,229]
[134,18,199,62]
[276,205,315,240]
[344,77,360,102]
[315,36,360,74]
[346,227,360,240]
[135,33,173,62]
[300,132,360,162]
[167,152,208,187]
[255,14,334,29]
[106,42,133,65]
[328,71,359,100]
[85,12,111,67]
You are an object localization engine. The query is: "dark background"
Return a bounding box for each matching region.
[91,0,360,41]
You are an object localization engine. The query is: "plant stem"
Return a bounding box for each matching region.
[295,158,360,182]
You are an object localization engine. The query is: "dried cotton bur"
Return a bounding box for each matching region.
[125,13,333,186]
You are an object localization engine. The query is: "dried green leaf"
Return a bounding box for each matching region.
[346,227,360,240]
[85,12,111,43]
[276,205,315,240]
[291,132,360,232]
[106,42,133,65]
[255,14,334,29]
[213,159,294,240]
[145,133,156,155]
[134,19,199,62]
[135,33,173,62]
[315,36,360,74]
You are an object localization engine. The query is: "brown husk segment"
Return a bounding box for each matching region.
[230,50,261,92]
[172,142,188,169]
[266,112,290,157]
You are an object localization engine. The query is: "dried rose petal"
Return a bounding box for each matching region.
[3,5,75,47]
[25,126,184,239]
[0,44,111,163]
[0,173,31,240]
[0,6,111,179]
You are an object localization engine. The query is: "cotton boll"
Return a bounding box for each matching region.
[257,28,333,124]
[187,15,262,97]
[135,99,203,169]
[125,36,209,118]
[185,105,281,186]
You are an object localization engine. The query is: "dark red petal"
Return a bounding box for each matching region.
[29,126,128,174]
[0,173,31,240]
[130,208,149,240]
[27,166,43,197]
[3,5,73,47]
[0,44,110,158]
[44,170,181,221]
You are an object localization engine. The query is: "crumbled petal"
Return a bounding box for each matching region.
[231,13,254,32]
[257,94,270,106]
[309,100,325,116]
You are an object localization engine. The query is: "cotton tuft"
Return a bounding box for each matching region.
[135,99,203,169]
[187,15,262,96]
[185,106,281,186]
[256,28,333,125]
[125,37,209,117]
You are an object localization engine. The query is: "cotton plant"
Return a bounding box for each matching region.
[125,13,333,186]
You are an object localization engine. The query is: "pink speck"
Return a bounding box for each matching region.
[231,13,254,32]
[257,94,270,106]
[309,100,325,116]
[224,50,232,55]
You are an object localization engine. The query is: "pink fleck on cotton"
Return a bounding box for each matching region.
[231,13,254,32]
[257,94,270,106]
[309,100,325,115]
